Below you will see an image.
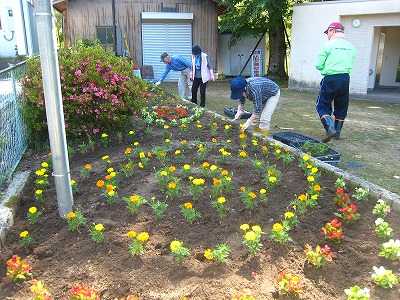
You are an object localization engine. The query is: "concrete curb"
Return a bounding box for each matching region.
[199,106,400,211]
[0,171,30,249]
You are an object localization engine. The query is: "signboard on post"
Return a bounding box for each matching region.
[251,49,263,77]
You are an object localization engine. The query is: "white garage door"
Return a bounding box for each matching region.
[142,23,192,82]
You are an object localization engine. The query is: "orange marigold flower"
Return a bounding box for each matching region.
[96,180,105,188]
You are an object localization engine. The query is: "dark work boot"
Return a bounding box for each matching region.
[321,115,336,143]
[334,120,344,139]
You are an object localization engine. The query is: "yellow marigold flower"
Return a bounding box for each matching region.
[188,176,194,181]
[239,151,248,158]
[128,130,135,135]
[41,162,49,168]
[224,176,232,182]
[147,153,152,159]
[298,194,308,202]
[70,180,77,186]
[311,167,319,174]
[313,184,321,192]
[269,176,277,183]
[306,164,313,169]
[204,248,214,260]
[138,162,144,169]
[272,223,284,232]
[20,231,29,238]
[307,176,315,183]
[137,232,149,242]
[175,149,182,155]
[239,133,246,140]
[101,133,108,138]
[239,186,246,192]
[127,230,137,239]
[164,125,170,129]
[210,165,218,172]
[35,169,45,176]
[240,224,250,231]
[221,170,229,176]
[84,163,92,170]
[192,178,205,186]
[29,207,38,214]
[224,124,231,130]
[226,139,232,143]
[212,178,221,186]
[211,137,217,143]
[196,124,203,129]
[275,149,281,154]
[139,152,146,159]
[180,140,188,145]
[66,211,76,220]
[183,202,193,209]
[35,189,43,196]
[202,162,210,169]
[284,211,295,219]
[260,188,267,195]
[170,240,182,252]
[109,172,116,178]
[168,182,177,190]
[107,167,114,173]
[168,166,176,173]
[105,175,112,181]
[96,180,105,188]
[303,154,310,161]
[101,155,110,161]
[252,225,262,234]
[133,141,140,146]
[217,197,226,204]
[183,164,191,171]
[248,192,257,199]
[107,190,116,197]
[94,224,104,232]
[245,231,257,241]
[130,195,140,204]
[160,170,168,177]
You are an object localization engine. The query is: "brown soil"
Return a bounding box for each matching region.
[1,112,399,300]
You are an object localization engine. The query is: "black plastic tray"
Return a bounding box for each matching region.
[223,107,252,120]
[272,131,341,166]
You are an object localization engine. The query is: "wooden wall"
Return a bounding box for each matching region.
[66,0,218,69]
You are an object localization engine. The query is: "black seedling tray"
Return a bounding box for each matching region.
[272,131,341,166]
[223,107,252,119]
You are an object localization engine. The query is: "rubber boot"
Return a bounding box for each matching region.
[334,120,344,140]
[321,115,336,143]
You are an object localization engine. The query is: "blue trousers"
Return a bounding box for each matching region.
[316,74,350,121]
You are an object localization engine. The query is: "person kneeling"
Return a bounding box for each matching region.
[230,76,280,134]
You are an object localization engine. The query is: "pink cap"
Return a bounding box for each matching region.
[324,22,344,34]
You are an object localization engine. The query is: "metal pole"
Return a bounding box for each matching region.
[112,0,117,54]
[35,0,73,217]
[239,31,267,76]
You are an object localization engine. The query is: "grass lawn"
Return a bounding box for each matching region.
[162,80,400,195]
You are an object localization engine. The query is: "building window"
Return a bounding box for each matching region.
[161,3,177,12]
[396,57,400,83]
[96,26,114,46]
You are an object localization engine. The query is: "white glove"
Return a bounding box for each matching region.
[242,114,258,131]
[155,81,161,86]
[233,104,245,121]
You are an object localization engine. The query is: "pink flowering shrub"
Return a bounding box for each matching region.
[22,42,148,146]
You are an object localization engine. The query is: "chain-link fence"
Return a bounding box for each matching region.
[0,61,28,187]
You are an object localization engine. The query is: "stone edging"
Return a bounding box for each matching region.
[0,171,30,249]
[197,105,400,211]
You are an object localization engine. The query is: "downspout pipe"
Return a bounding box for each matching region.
[19,0,29,56]
[112,0,117,55]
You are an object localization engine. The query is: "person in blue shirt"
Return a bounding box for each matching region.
[155,53,192,100]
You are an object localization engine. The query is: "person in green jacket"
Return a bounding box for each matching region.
[315,22,357,142]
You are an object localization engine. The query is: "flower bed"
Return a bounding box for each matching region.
[0,108,399,300]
